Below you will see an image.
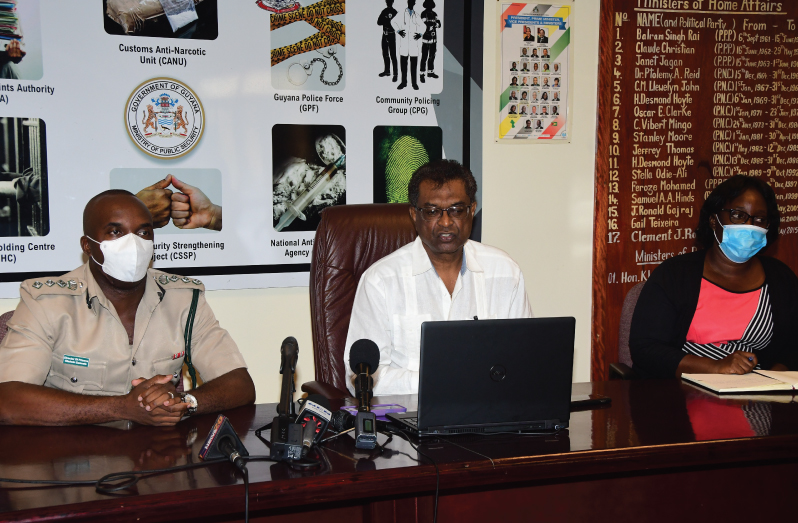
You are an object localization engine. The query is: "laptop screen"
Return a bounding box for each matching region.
[417,317,575,431]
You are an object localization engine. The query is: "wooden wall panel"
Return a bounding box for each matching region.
[592,0,798,379]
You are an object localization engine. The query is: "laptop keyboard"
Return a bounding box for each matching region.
[406,417,419,427]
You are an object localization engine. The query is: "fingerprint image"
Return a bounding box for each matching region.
[373,126,443,204]
[386,136,429,203]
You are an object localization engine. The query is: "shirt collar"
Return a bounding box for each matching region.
[411,236,433,276]
[411,237,483,276]
[83,262,105,315]
[84,262,163,315]
[463,240,483,274]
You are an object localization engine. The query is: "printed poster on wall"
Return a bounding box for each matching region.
[496,2,571,141]
[0,0,479,297]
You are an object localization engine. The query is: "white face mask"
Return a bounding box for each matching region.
[88,233,153,282]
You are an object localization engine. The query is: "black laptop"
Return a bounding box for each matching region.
[387,317,575,436]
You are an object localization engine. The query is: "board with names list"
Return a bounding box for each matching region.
[592,0,798,379]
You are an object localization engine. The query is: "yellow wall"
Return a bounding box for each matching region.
[0,1,601,403]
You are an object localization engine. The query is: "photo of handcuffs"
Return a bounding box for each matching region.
[287,47,343,87]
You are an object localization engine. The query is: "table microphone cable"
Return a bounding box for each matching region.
[0,458,241,489]
[0,455,279,523]
[97,455,277,523]
[381,425,441,523]
[436,436,495,469]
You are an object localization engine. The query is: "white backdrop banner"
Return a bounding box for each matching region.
[0,0,476,297]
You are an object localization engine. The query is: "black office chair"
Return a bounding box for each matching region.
[609,282,644,380]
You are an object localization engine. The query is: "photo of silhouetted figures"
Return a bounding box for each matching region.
[104,0,218,40]
[0,118,49,237]
[377,0,442,91]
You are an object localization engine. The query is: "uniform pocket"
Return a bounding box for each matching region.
[48,354,107,394]
[391,314,431,372]
[152,356,184,383]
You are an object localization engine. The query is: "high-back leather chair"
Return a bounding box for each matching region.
[609,282,645,379]
[302,204,417,399]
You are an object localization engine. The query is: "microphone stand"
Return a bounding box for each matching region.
[255,338,306,462]
[354,363,378,450]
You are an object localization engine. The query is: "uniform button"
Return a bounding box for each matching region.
[70,377,77,383]
[132,358,137,366]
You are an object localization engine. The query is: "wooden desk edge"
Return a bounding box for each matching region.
[5,433,798,522]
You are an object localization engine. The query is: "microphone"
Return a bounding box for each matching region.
[348,340,381,450]
[329,409,356,433]
[301,420,317,454]
[199,415,250,472]
[349,339,380,413]
[270,336,303,461]
[297,394,332,455]
[219,435,247,472]
[277,336,299,417]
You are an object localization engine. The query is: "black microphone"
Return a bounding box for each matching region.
[270,336,303,461]
[329,409,356,433]
[199,415,250,472]
[349,339,380,413]
[349,340,380,450]
[277,336,299,418]
[219,435,247,472]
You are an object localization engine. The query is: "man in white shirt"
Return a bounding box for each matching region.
[344,160,532,395]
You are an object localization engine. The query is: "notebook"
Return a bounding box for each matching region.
[387,317,575,436]
[682,370,798,394]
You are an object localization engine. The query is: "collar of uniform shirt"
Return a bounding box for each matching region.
[84,262,105,316]
[410,236,484,277]
[84,263,164,316]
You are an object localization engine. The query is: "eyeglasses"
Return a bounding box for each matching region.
[721,208,769,228]
[415,205,471,222]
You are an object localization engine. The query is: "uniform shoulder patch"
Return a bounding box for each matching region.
[151,271,204,290]
[24,277,84,297]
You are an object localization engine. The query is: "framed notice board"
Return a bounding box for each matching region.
[592,0,798,379]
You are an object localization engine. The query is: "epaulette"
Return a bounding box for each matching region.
[150,271,205,291]
[24,277,84,298]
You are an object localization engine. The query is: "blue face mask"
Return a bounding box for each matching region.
[713,215,767,264]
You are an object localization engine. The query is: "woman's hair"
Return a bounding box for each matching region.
[695,175,780,248]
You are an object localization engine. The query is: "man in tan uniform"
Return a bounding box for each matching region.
[0,190,255,426]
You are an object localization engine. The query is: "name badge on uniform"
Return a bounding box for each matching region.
[63,355,90,367]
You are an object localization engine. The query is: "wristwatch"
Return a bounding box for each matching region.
[180,392,198,415]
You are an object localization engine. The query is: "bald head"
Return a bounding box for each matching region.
[82,190,149,236]
[81,190,155,274]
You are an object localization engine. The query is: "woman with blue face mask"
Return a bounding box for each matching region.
[630,176,798,379]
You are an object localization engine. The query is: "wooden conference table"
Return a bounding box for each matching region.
[1,380,797,522]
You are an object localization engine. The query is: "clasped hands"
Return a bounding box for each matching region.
[136,174,222,231]
[125,374,187,427]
